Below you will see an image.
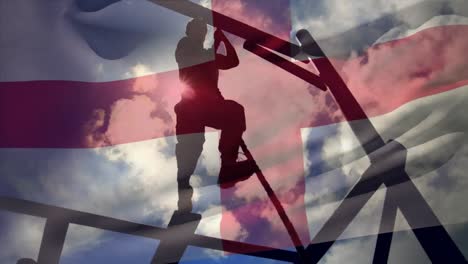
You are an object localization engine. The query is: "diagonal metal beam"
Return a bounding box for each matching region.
[240,141,308,263]
[243,41,327,91]
[296,29,386,157]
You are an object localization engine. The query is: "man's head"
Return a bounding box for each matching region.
[185,18,207,43]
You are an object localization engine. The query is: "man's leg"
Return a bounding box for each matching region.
[174,101,205,212]
[217,100,246,164]
[205,99,257,187]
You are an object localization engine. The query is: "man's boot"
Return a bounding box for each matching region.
[218,159,259,188]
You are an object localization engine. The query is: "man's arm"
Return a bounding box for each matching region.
[214,29,239,70]
[176,37,208,68]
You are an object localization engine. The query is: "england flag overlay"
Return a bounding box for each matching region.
[1,0,467,263]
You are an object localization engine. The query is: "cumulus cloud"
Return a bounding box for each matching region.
[212,0,284,38]
[375,15,468,43]
[197,205,248,241]
[291,0,423,39]
[0,213,45,263]
[105,95,167,143]
[291,0,468,58]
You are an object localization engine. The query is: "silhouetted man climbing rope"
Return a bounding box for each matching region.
[174,18,258,213]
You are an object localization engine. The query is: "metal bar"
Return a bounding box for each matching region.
[243,41,327,91]
[306,168,383,263]
[372,189,398,263]
[387,172,467,262]
[37,218,69,264]
[239,141,308,263]
[151,211,202,263]
[304,139,466,263]
[0,196,297,262]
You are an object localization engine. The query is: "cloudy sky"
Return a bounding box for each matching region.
[1,0,468,263]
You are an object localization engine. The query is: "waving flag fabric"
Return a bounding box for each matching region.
[1,0,467,263]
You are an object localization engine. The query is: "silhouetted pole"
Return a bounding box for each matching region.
[37,217,69,264]
[0,196,298,263]
[240,140,308,263]
[151,211,202,263]
[295,29,385,156]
